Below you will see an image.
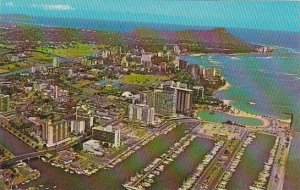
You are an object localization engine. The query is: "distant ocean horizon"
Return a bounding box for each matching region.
[1,15,300,51]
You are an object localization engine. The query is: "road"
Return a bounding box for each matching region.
[267,133,289,190]
[192,130,249,190]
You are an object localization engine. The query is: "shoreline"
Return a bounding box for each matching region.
[204,80,291,127]
[216,81,231,92]
[227,106,291,127]
[189,53,206,57]
[229,106,269,127]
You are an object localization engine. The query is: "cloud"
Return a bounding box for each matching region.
[39,4,75,11]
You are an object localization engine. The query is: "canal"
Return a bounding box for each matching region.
[0,123,192,190]
[226,133,276,190]
[151,137,215,190]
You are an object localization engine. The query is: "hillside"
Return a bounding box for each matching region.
[125,28,256,53]
[0,21,259,53]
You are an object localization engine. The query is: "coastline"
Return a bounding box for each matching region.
[210,80,291,127]
[229,106,269,127]
[189,53,206,57]
[228,106,291,127]
[216,80,231,92]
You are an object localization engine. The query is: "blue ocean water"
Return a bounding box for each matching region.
[181,48,300,129]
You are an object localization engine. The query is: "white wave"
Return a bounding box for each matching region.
[284,72,298,76]
[210,60,221,64]
[256,56,273,59]
[273,46,300,54]
[229,56,241,60]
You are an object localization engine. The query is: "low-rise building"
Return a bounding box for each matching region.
[83,140,103,156]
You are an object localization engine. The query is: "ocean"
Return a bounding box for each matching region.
[181,48,300,129]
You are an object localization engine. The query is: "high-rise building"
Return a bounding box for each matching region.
[53,86,59,99]
[141,90,176,117]
[141,54,153,68]
[0,94,11,112]
[161,81,193,115]
[102,51,109,58]
[205,68,221,79]
[76,107,94,132]
[31,67,37,73]
[68,69,73,77]
[92,125,121,148]
[128,104,155,125]
[53,57,60,68]
[70,120,85,135]
[42,120,71,147]
[174,45,181,55]
[174,87,193,115]
[199,66,206,78]
[193,86,205,99]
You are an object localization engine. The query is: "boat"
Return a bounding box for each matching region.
[249,101,256,105]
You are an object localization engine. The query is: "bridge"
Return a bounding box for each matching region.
[0,135,92,169]
[0,150,54,169]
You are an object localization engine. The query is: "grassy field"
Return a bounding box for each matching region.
[82,87,100,95]
[37,43,98,58]
[0,44,15,49]
[77,80,94,87]
[0,47,12,56]
[27,52,53,64]
[0,51,51,74]
[120,74,170,85]
[0,62,32,74]
[0,68,9,74]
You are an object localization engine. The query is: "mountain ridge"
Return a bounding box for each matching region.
[0,16,264,54]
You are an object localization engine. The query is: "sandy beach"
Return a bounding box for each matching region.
[230,107,269,127]
[216,81,231,92]
[227,105,291,128]
[214,80,291,127]
[189,53,206,57]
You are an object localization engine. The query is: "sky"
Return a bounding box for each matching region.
[0,0,299,32]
